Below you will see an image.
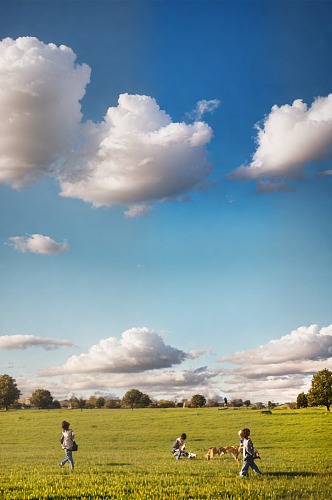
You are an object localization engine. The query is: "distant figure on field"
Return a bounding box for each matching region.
[172,433,196,460]
[239,428,261,478]
[59,420,75,470]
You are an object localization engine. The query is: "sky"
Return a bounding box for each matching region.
[0,0,331,405]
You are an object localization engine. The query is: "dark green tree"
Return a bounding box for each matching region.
[243,400,251,408]
[77,397,86,410]
[31,389,53,409]
[105,398,121,409]
[296,392,308,409]
[95,396,105,408]
[307,369,332,411]
[122,389,151,410]
[69,396,80,409]
[0,375,21,410]
[190,394,206,407]
[86,395,97,409]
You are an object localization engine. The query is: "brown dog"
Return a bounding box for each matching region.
[205,445,241,464]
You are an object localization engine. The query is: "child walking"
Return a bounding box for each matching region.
[239,428,261,478]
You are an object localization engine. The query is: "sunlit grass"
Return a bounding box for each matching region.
[0,407,331,498]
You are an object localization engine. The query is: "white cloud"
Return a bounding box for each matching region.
[16,367,222,400]
[0,334,74,350]
[39,327,187,376]
[217,324,332,402]
[219,324,332,366]
[0,37,217,214]
[124,203,152,218]
[8,234,69,254]
[254,179,295,194]
[317,169,332,177]
[59,94,216,209]
[228,94,332,184]
[0,37,90,188]
[187,99,221,120]
[189,347,215,359]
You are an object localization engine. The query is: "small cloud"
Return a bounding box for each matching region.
[187,99,221,121]
[137,264,145,268]
[317,169,332,177]
[229,200,235,204]
[189,348,215,359]
[124,204,152,218]
[0,335,74,351]
[178,195,192,203]
[254,179,296,194]
[8,234,69,255]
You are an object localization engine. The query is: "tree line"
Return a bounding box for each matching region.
[2,369,332,411]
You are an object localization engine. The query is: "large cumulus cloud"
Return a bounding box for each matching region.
[39,327,188,376]
[59,93,216,209]
[228,95,332,190]
[0,37,217,214]
[218,324,332,401]
[0,37,90,188]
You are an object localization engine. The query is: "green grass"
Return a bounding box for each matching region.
[0,407,331,499]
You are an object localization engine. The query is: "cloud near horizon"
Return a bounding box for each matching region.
[39,327,188,376]
[8,234,69,254]
[217,324,332,401]
[228,95,332,189]
[0,334,74,350]
[16,367,222,400]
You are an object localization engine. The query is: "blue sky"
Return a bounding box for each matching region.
[0,1,332,404]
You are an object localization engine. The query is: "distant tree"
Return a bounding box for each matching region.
[85,396,97,409]
[96,397,105,408]
[77,397,86,410]
[191,394,206,408]
[122,389,151,410]
[297,392,308,409]
[255,402,265,410]
[105,398,121,409]
[0,375,21,410]
[158,399,175,408]
[307,369,332,411]
[69,396,80,409]
[140,394,152,407]
[31,389,53,409]
[223,397,228,406]
[207,399,219,407]
[50,400,61,409]
[243,400,251,408]
[267,401,276,410]
[231,398,243,407]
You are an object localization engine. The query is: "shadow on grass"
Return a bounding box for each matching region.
[266,472,320,477]
[105,462,131,466]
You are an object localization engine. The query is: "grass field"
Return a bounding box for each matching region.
[0,407,331,499]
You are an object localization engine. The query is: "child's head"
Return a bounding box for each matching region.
[180,433,187,440]
[61,420,70,430]
[240,428,250,439]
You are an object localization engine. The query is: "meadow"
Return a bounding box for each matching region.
[0,407,331,499]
